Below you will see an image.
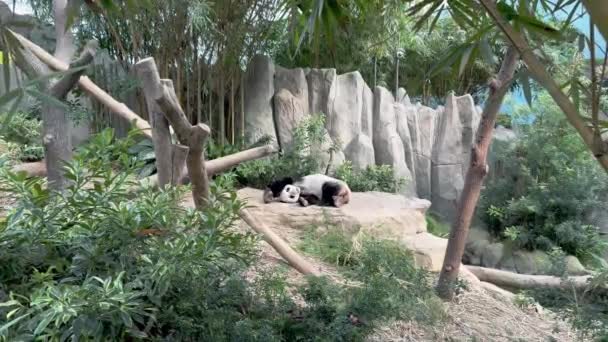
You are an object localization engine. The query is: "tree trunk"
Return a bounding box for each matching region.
[436,46,519,300]
[44,42,97,190]
[134,59,173,188]
[219,69,226,146]
[479,0,608,172]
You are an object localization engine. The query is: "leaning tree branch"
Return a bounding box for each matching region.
[479,0,608,172]
[6,29,153,140]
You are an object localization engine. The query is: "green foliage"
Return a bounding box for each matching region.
[298,221,445,329]
[0,129,259,340]
[0,113,43,162]
[235,114,329,189]
[426,214,450,238]
[334,160,407,193]
[479,93,608,264]
[0,128,444,341]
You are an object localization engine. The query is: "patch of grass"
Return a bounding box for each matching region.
[298,220,446,329]
[426,214,450,238]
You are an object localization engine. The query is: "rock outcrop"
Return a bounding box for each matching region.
[232,187,449,272]
[244,55,277,145]
[463,227,589,276]
[243,55,485,221]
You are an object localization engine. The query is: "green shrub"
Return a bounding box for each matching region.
[0,113,43,162]
[334,160,407,193]
[298,221,445,327]
[235,114,329,188]
[0,128,442,341]
[426,214,450,238]
[479,93,608,264]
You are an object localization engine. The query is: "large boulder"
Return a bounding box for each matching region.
[274,66,310,116]
[244,55,277,145]
[231,188,452,271]
[344,133,375,169]
[395,103,416,189]
[431,93,465,219]
[414,105,436,200]
[273,89,307,149]
[328,72,366,149]
[396,87,411,105]
[373,87,414,195]
[307,68,336,117]
[456,94,481,174]
[361,84,374,139]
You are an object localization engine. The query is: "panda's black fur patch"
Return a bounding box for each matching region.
[267,177,294,198]
[321,181,342,205]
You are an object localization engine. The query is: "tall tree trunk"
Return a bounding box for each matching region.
[44,0,77,190]
[230,73,235,145]
[479,0,608,172]
[219,67,226,146]
[436,46,519,300]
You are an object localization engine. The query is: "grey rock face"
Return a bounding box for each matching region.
[307,68,336,117]
[328,72,366,149]
[373,87,414,195]
[244,55,277,145]
[395,103,416,190]
[344,133,375,169]
[431,93,465,219]
[273,88,307,149]
[274,66,310,116]
[415,106,436,200]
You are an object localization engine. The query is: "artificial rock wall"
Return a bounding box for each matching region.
[244,55,483,220]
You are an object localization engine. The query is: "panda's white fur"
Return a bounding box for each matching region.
[263,174,351,207]
[293,174,343,199]
[279,184,300,203]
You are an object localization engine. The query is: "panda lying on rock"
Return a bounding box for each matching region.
[263,174,352,208]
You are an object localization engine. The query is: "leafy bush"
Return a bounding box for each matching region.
[426,214,450,238]
[334,160,407,193]
[0,128,442,341]
[0,113,44,162]
[235,114,330,188]
[479,93,608,264]
[298,221,445,327]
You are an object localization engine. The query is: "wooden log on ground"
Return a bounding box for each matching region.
[466,265,599,292]
[239,209,320,276]
[7,29,152,140]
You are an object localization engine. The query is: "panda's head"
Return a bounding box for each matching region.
[279,184,300,203]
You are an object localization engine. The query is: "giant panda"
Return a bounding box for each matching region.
[263,174,351,208]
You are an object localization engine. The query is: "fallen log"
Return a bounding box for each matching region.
[466,265,599,292]
[7,29,153,140]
